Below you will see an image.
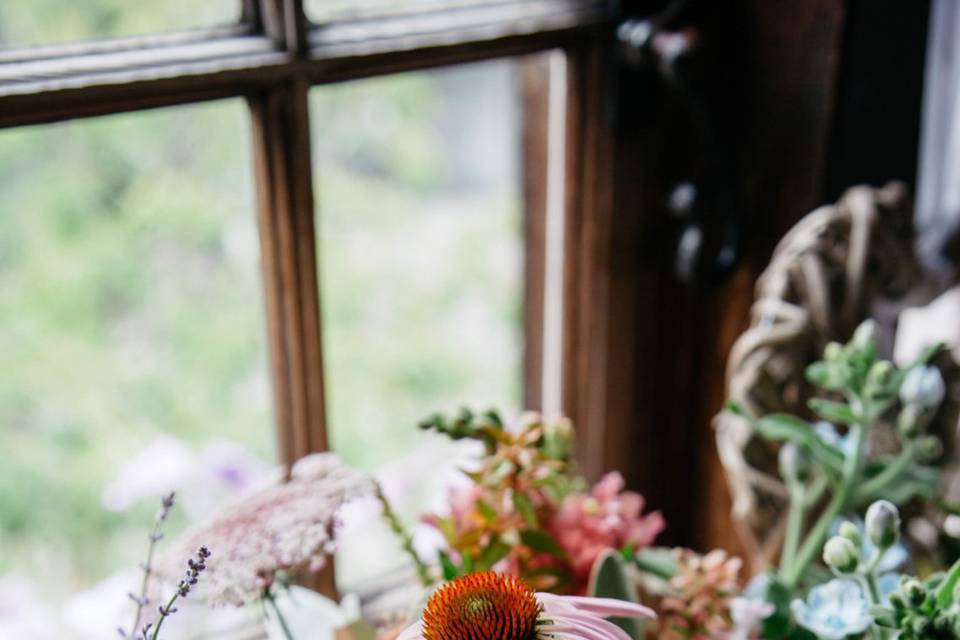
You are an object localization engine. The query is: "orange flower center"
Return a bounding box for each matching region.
[422,572,542,640]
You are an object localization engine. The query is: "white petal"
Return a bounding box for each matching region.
[547,611,635,640]
[540,622,614,640]
[396,621,424,640]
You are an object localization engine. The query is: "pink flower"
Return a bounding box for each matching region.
[162,453,371,605]
[550,472,665,583]
[397,572,654,640]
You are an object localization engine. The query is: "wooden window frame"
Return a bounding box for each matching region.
[0,0,614,469]
[7,0,926,560]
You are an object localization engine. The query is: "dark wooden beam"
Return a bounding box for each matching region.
[0,0,608,128]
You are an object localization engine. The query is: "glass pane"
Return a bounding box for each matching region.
[310,60,523,591]
[308,0,494,21]
[0,102,274,637]
[0,0,240,50]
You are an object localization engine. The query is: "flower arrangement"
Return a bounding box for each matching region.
[108,319,957,640]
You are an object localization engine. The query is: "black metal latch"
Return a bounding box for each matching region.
[617,0,743,286]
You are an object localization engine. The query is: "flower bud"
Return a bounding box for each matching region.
[851,320,879,352]
[900,365,946,410]
[865,360,896,398]
[823,536,859,573]
[902,578,926,607]
[896,403,924,439]
[865,500,901,550]
[778,443,811,483]
[838,521,862,547]
[824,342,844,361]
[915,435,944,463]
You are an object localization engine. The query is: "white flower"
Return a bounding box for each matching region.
[724,597,774,640]
[398,572,653,640]
[790,579,871,640]
[900,365,946,409]
[263,587,364,640]
[163,453,372,605]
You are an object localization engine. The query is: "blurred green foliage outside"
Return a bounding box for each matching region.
[0,1,522,609]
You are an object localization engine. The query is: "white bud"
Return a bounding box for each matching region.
[865,500,901,550]
[900,365,946,410]
[823,536,859,573]
[851,319,879,351]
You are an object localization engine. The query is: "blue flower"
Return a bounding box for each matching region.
[791,579,872,639]
[815,422,861,457]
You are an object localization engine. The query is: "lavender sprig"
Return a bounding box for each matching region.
[119,492,176,640]
[148,546,211,640]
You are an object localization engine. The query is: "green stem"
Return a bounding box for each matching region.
[779,483,806,578]
[150,592,181,640]
[784,422,868,588]
[854,444,917,502]
[263,588,295,640]
[860,552,890,640]
[375,483,434,587]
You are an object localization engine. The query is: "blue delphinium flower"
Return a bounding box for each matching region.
[791,578,872,639]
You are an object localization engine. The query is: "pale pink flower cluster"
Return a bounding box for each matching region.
[657,549,743,640]
[166,453,371,605]
[550,471,666,582]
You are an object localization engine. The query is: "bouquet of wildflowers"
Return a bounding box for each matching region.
[720,320,956,639]
[109,319,959,640]
[416,409,664,593]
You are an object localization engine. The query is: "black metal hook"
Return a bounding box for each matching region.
[617,0,743,286]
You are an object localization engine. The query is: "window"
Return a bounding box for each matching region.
[0,0,614,626]
[0,101,273,613]
[311,60,525,590]
[0,1,242,49]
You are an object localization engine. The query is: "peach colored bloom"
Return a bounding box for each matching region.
[656,549,743,640]
[550,472,665,583]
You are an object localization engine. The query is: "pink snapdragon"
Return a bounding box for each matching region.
[550,471,665,582]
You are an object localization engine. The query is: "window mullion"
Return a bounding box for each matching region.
[249,80,327,466]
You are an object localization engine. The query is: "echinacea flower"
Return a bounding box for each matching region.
[163,453,371,605]
[398,572,654,640]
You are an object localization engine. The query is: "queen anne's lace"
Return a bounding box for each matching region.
[164,453,371,605]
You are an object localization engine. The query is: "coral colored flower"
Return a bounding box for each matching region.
[550,472,665,582]
[398,572,654,640]
[656,549,742,640]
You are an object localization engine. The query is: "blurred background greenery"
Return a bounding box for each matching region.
[0,1,522,633]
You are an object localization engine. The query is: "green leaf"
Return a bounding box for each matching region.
[749,573,793,639]
[438,550,459,581]
[512,492,538,528]
[935,558,960,607]
[633,547,678,580]
[519,529,568,559]
[475,499,496,522]
[807,399,857,425]
[754,414,844,473]
[587,550,644,640]
[724,399,750,418]
[476,538,511,571]
[805,361,851,391]
[875,465,939,504]
[869,605,897,628]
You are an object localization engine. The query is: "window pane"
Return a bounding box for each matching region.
[307,0,495,21]
[0,1,240,50]
[310,60,523,591]
[0,102,273,635]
